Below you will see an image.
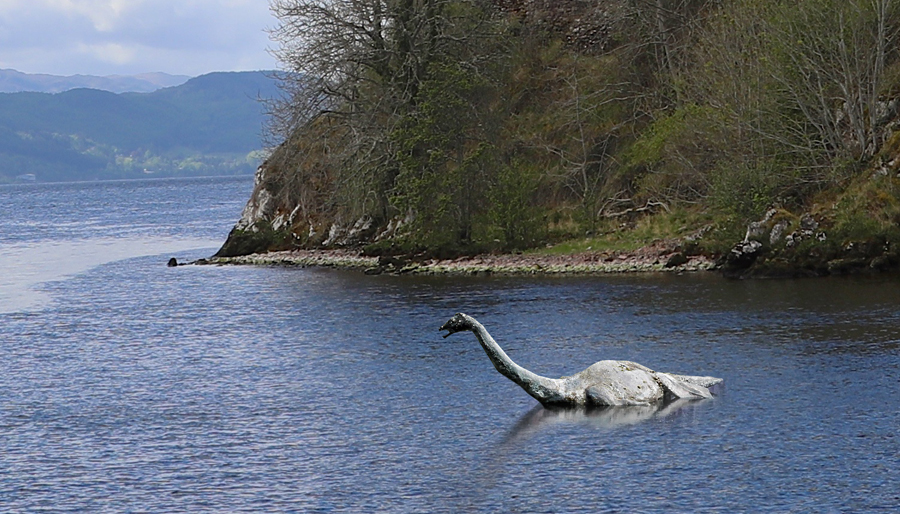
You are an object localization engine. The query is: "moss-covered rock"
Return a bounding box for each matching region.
[214,221,292,257]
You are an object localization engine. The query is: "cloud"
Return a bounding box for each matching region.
[0,0,278,76]
[45,0,134,32]
[78,42,136,65]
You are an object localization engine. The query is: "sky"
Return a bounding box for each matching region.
[0,0,279,77]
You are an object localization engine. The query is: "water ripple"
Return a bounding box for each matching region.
[2,178,899,512]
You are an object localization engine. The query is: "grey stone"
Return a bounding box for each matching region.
[727,239,763,269]
[770,220,790,245]
[800,213,818,232]
[744,208,778,242]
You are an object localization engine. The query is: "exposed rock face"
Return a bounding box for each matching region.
[721,207,899,278]
[722,209,783,276]
[783,213,824,249]
[321,216,377,247]
[236,167,277,231]
[216,161,384,257]
[743,208,778,242]
[494,0,628,52]
[215,165,290,257]
[769,220,789,245]
[723,240,763,276]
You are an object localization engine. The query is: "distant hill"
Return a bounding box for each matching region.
[0,69,190,94]
[0,71,282,182]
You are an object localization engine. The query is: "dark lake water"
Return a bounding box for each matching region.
[1,177,899,512]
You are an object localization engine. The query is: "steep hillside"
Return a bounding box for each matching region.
[218,1,900,276]
[0,71,280,182]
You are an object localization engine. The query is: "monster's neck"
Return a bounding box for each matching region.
[467,317,565,405]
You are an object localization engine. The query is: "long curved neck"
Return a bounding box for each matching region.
[468,319,565,405]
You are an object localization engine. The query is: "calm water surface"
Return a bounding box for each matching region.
[1,177,898,512]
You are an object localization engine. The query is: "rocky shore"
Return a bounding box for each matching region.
[202,204,900,278]
[201,242,715,276]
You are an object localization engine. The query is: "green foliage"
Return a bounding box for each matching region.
[626,107,700,168]
[708,160,794,220]
[500,41,639,231]
[264,0,900,256]
[487,160,544,249]
[390,59,498,248]
[830,174,900,242]
[628,104,724,204]
[534,207,714,255]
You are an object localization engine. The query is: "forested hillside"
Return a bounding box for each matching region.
[0,71,279,182]
[220,0,900,274]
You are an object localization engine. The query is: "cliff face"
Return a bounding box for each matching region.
[214,166,280,257]
[215,1,641,258]
[215,160,396,257]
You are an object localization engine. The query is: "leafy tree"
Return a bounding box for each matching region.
[268,0,504,224]
[255,0,900,255]
[390,60,500,248]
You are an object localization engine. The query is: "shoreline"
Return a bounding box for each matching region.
[200,246,717,275]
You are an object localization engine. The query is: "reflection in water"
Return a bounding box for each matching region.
[505,399,711,444]
[459,398,719,511]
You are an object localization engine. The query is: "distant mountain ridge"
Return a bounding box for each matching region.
[0,69,191,94]
[0,71,282,182]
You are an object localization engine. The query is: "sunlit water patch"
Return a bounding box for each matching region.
[0,176,252,313]
[0,238,220,313]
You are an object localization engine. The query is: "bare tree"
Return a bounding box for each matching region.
[267,0,503,223]
[537,61,633,225]
[626,0,718,104]
[771,0,899,162]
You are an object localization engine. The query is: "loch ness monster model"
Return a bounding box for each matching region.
[440,313,723,407]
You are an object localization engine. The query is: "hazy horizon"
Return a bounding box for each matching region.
[0,68,281,95]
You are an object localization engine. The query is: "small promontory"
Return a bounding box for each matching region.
[216,1,900,278]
